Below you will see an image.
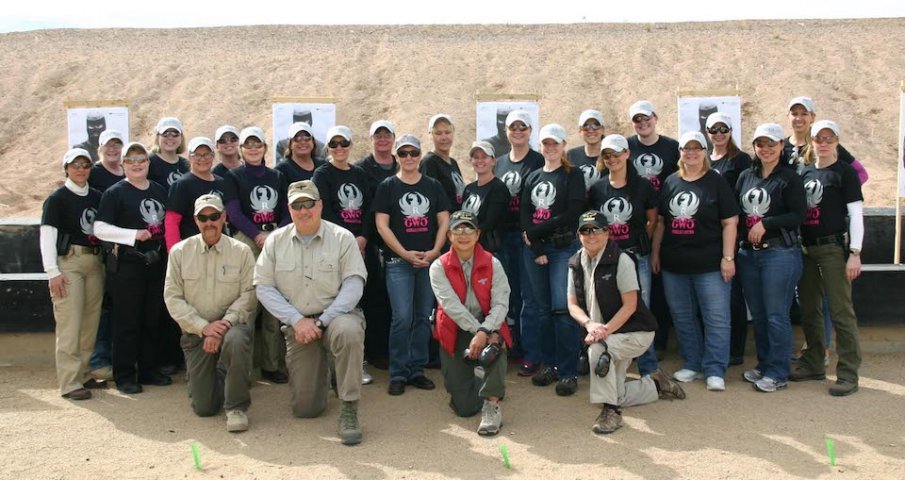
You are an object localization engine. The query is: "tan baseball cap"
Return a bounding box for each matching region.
[288,180,320,203]
[193,194,224,215]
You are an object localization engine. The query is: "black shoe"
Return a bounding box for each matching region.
[408,375,436,390]
[62,388,92,400]
[424,360,441,370]
[261,369,289,384]
[388,379,406,396]
[555,377,578,396]
[729,356,744,366]
[83,378,109,389]
[369,356,390,370]
[159,364,178,376]
[531,366,557,386]
[139,373,173,386]
[116,382,143,394]
[829,379,859,397]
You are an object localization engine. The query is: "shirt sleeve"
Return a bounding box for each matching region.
[478,257,511,332]
[163,246,210,336]
[164,211,183,252]
[319,275,365,325]
[39,225,60,277]
[222,245,259,327]
[93,220,138,246]
[428,259,482,332]
[616,253,640,294]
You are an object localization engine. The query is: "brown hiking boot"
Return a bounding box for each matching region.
[651,369,686,400]
[789,364,826,382]
[592,406,623,434]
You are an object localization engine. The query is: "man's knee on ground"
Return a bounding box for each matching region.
[291,401,326,419]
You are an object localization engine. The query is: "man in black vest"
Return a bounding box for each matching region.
[567,211,685,435]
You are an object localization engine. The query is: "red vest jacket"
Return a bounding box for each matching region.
[434,244,513,355]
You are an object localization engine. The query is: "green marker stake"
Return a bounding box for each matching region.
[825,438,836,466]
[191,442,202,470]
[499,444,511,470]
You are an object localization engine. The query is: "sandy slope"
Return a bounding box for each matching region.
[1,19,904,217]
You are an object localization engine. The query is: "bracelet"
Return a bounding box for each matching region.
[477,327,491,335]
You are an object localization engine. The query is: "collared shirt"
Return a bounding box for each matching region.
[254,220,367,327]
[428,253,510,333]
[164,233,257,336]
[567,247,638,324]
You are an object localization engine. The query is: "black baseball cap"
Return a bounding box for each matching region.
[449,211,478,229]
[577,210,609,231]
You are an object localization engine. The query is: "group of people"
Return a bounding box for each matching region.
[41,94,867,444]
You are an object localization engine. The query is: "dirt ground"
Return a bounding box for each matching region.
[2,352,904,480]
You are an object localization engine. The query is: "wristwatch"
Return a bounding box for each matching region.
[314,319,326,331]
[849,248,861,257]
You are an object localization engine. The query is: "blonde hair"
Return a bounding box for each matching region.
[678,146,712,179]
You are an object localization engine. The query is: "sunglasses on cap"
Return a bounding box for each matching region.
[292,133,313,142]
[289,199,317,211]
[196,212,223,223]
[328,139,352,149]
[160,130,181,138]
[507,124,530,132]
[707,126,730,134]
[578,227,606,235]
[217,135,239,144]
[396,149,421,158]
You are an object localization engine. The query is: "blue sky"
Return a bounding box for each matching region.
[3,0,903,32]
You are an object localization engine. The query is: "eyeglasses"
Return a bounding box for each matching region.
[190,152,215,161]
[289,199,317,210]
[328,139,352,149]
[123,156,149,164]
[632,115,651,124]
[580,124,603,132]
[292,133,313,142]
[600,151,624,160]
[707,126,731,134]
[196,212,222,223]
[507,124,530,132]
[754,139,779,148]
[451,226,476,236]
[217,136,238,144]
[680,146,706,152]
[813,135,838,144]
[397,149,421,158]
[68,161,92,170]
[373,132,394,140]
[579,227,606,235]
[242,142,265,149]
[160,130,181,138]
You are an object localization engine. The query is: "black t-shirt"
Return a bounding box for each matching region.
[493,149,544,231]
[148,153,190,190]
[42,186,103,247]
[461,177,510,252]
[587,175,658,250]
[627,135,680,193]
[97,180,168,251]
[782,139,855,170]
[800,160,863,241]
[311,162,371,238]
[735,167,807,242]
[711,151,752,192]
[275,157,326,184]
[212,162,239,177]
[88,164,125,193]
[567,146,604,191]
[520,166,586,249]
[166,173,228,239]
[658,170,740,274]
[420,152,465,211]
[224,165,288,227]
[373,175,450,257]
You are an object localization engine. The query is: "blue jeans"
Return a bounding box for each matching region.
[385,258,435,382]
[661,269,731,378]
[737,246,802,382]
[523,240,581,378]
[496,230,539,364]
[633,255,660,376]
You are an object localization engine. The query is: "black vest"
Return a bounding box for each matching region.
[568,241,657,333]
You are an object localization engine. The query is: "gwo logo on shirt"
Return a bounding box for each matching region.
[501,171,522,211]
[167,171,184,186]
[337,183,363,224]
[741,187,771,228]
[580,164,603,191]
[140,198,165,236]
[80,207,99,245]
[668,191,699,234]
[601,197,632,240]
[462,193,482,215]
[399,192,430,232]
[803,179,824,226]
[530,181,556,224]
[250,185,277,224]
[452,172,465,204]
[634,154,664,191]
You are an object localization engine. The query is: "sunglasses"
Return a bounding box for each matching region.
[632,115,651,124]
[813,135,838,144]
[196,212,223,223]
[242,142,265,149]
[289,199,317,210]
[754,139,779,148]
[579,227,606,235]
[190,152,215,161]
[507,124,530,132]
[680,146,706,152]
[707,126,731,134]
[69,161,92,170]
[160,131,181,138]
[292,133,313,142]
[451,226,477,235]
[217,136,239,144]
[372,132,394,140]
[123,156,149,164]
[580,124,603,132]
[328,139,352,149]
[600,151,624,160]
[397,149,421,158]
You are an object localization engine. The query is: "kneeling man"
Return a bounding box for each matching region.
[164,194,257,432]
[255,181,368,446]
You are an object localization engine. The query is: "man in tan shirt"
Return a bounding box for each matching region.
[255,180,368,446]
[164,194,257,432]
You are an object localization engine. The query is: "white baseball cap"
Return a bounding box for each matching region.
[705,113,733,130]
[188,136,215,154]
[629,100,656,120]
[288,122,313,139]
[99,130,124,147]
[369,120,396,137]
[788,96,816,113]
[327,125,353,142]
[427,113,453,132]
[752,123,785,142]
[600,134,629,153]
[239,126,266,145]
[214,125,239,142]
[811,120,840,138]
[505,110,532,128]
[679,131,707,149]
[394,134,421,152]
[156,117,183,134]
[62,148,91,166]
[121,141,149,160]
[468,140,495,158]
[578,109,605,127]
[539,124,567,144]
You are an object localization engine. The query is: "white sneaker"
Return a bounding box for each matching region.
[477,400,502,436]
[673,369,704,383]
[742,369,763,383]
[361,361,373,385]
[753,376,788,393]
[226,410,249,432]
[706,376,726,391]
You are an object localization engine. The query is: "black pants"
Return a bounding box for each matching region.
[650,272,673,351]
[110,258,165,384]
[728,276,749,360]
[361,244,391,361]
